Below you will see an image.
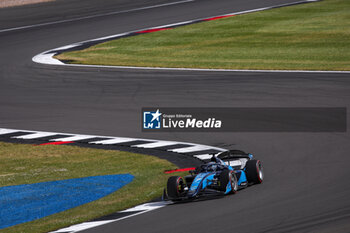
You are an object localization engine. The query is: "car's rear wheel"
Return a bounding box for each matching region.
[245,160,263,184]
[167,176,186,199]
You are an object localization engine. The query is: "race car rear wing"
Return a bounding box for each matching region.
[216,150,252,161]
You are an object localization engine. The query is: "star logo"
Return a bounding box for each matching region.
[143,109,162,129]
[151,109,162,122]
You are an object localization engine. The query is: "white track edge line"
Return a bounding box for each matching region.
[38,61,350,74]
[50,201,171,233]
[30,0,350,74]
[0,127,226,151]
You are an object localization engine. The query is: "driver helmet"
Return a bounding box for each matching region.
[207,162,218,171]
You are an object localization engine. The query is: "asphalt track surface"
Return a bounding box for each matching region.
[1,0,350,232]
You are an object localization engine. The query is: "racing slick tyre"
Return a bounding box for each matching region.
[167,176,186,199]
[219,170,238,193]
[245,160,263,184]
[231,172,238,193]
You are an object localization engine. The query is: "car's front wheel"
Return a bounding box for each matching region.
[167,176,186,199]
[219,170,238,194]
[231,172,238,193]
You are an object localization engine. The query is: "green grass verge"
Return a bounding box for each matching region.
[56,0,350,71]
[0,142,179,233]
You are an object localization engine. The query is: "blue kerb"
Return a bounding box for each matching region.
[0,174,134,229]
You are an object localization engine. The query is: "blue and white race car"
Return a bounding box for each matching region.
[164,150,263,201]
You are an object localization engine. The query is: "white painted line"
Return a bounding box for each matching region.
[0,0,194,33]
[52,63,350,73]
[0,127,227,233]
[89,138,136,144]
[13,132,59,139]
[32,52,63,65]
[169,145,224,153]
[0,128,224,154]
[50,220,115,233]
[54,44,81,50]
[89,137,150,145]
[132,141,185,148]
[160,20,195,27]
[0,129,21,135]
[49,201,171,233]
[31,0,349,74]
[89,33,129,42]
[150,20,194,29]
[30,0,350,74]
[50,135,96,142]
[120,201,170,212]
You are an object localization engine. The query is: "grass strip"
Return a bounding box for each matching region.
[56,0,350,71]
[0,142,179,233]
